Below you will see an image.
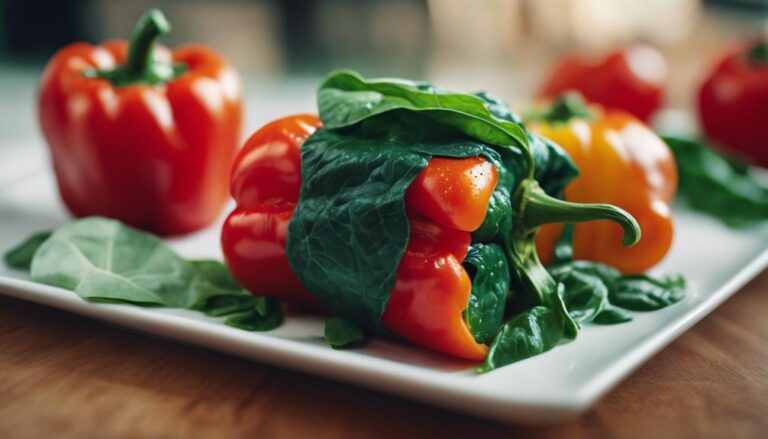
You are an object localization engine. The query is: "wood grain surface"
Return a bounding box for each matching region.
[1,269,767,439]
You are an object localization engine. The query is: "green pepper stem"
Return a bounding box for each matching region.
[748,40,768,64]
[529,92,595,125]
[123,9,171,79]
[519,180,641,247]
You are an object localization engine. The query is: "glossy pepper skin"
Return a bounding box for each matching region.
[538,45,667,122]
[698,40,768,168]
[39,10,242,235]
[221,114,497,360]
[530,97,677,274]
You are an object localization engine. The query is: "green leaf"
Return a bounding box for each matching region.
[463,243,510,344]
[189,259,243,292]
[552,223,575,264]
[479,306,564,372]
[30,217,195,306]
[199,295,255,317]
[188,259,253,315]
[3,231,51,270]
[662,136,768,227]
[593,306,633,325]
[549,258,684,322]
[324,316,365,349]
[609,274,687,311]
[23,219,260,310]
[317,70,529,152]
[549,264,609,323]
[10,218,283,332]
[225,297,283,331]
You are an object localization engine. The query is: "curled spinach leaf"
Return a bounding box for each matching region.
[324,317,365,349]
[550,265,609,323]
[225,297,283,331]
[318,70,528,152]
[593,306,633,325]
[3,231,51,270]
[463,242,510,344]
[479,306,564,372]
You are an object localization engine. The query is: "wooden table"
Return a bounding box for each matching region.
[1,269,767,439]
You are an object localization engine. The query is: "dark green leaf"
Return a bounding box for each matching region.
[317,70,529,152]
[662,136,768,227]
[528,132,580,197]
[324,316,365,349]
[552,260,621,286]
[552,223,575,264]
[3,231,51,270]
[550,265,608,323]
[463,243,510,344]
[225,297,283,331]
[610,274,687,311]
[479,306,564,372]
[593,306,633,325]
[199,295,256,317]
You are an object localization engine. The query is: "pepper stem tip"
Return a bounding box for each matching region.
[520,181,641,247]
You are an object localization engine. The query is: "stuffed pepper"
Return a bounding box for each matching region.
[222,71,641,369]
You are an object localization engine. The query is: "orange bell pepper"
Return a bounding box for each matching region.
[530,94,677,273]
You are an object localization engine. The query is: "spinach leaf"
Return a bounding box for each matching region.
[463,242,510,344]
[225,297,283,331]
[478,306,564,372]
[609,274,686,311]
[10,219,284,332]
[286,129,500,328]
[528,132,579,197]
[549,260,685,321]
[30,217,196,306]
[3,231,51,270]
[552,223,575,264]
[22,218,266,312]
[549,264,609,323]
[662,136,768,226]
[199,295,255,317]
[593,306,633,325]
[188,259,253,314]
[317,70,529,152]
[324,316,365,349]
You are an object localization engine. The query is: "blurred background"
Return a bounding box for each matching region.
[0,0,767,141]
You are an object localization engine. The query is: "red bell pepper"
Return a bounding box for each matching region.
[222,114,497,360]
[38,9,242,235]
[698,40,768,168]
[537,45,667,122]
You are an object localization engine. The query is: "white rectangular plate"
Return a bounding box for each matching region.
[1,147,767,424]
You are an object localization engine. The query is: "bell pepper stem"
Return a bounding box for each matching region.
[748,40,768,64]
[519,180,641,247]
[527,92,595,124]
[123,9,171,79]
